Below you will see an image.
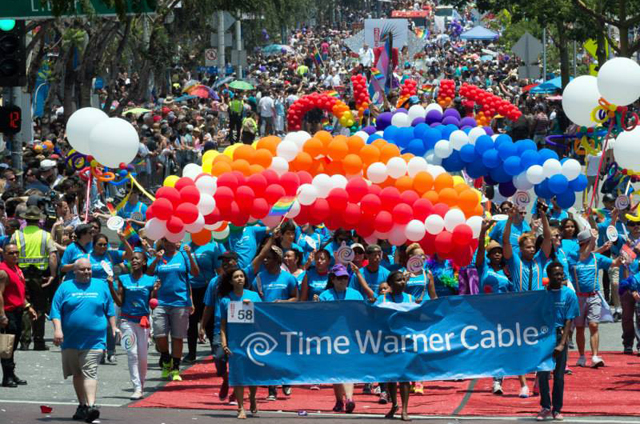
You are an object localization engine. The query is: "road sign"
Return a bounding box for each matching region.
[210,32,233,48]
[205,48,218,66]
[518,65,541,80]
[0,0,155,20]
[512,32,543,65]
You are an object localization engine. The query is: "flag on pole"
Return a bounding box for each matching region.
[269,196,297,217]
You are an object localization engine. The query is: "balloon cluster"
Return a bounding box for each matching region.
[397,79,418,108]
[33,140,54,153]
[459,83,522,122]
[350,74,371,119]
[287,93,355,131]
[437,79,455,108]
[448,21,463,37]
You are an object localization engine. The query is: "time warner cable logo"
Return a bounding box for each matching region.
[240,332,278,366]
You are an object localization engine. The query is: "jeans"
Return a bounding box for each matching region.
[538,331,568,413]
[621,291,640,349]
[20,267,51,347]
[1,308,23,380]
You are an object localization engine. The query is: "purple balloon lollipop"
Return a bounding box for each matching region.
[425,110,443,124]
[376,112,393,131]
[443,108,461,120]
[411,117,426,126]
[460,117,477,127]
[362,125,377,135]
[483,126,494,136]
[442,116,460,127]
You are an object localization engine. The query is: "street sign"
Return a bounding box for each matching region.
[205,48,218,66]
[512,32,543,65]
[0,0,155,20]
[210,32,233,48]
[518,65,541,80]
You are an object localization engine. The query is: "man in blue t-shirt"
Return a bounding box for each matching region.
[349,244,390,301]
[490,201,531,252]
[50,258,116,423]
[226,225,268,268]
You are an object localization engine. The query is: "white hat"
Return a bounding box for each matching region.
[40,159,56,171]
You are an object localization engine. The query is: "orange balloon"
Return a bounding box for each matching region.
[434,173,454,192]
[303,137,324,158]
[315,130,332,145]
[233,145,256,163]
[359,145,381,164]
[347,135,365,154]
[292,152,313,171]
[342,154,363,175]
[459,189,479,211]
[325,160,344,175]
[454,183,469,194]
[257,136,280,154]
[231,159,251,176]
[438,187,459,207]
[214,221,228,232]
[401,153,414,162]
[211,161,232,177]
[254,148,273,168]
[380,177,396,188]
[423,190,439,203]
[372,139,387,149]
[395,176,414,192]
[213,154,232,164]
[309,160,325,175]
[327,139,349,161]
[413,171,434,193]
[473,204,484,217]
[249,164,264,174]
[380,143,401,163]
[191,229,212,246]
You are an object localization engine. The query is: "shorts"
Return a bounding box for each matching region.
[152,305,190,339]
[61,349,102,380]
[575,295,602,326]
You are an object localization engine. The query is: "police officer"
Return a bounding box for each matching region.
[11,205,57,351]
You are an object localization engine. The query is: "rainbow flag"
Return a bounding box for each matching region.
[325,90,339,98]
[313,48,323,66]
[371,67,384,81]
[269,196,296,217]
[122,222,139,242]
[592,208,608,219]
[106,203,117,216]
[415,28,428,40]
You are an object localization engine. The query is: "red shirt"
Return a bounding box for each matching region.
[0,262,26,311]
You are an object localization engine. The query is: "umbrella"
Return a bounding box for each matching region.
[174,94,198,102]
[261,44,294,56]
[182,79,200,93]
[186,84,217,99]
[122,108,151,116]
[229,80,254,91]
[213,76,234,89]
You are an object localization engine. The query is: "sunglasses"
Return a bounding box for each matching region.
[5,251,19,255]
[628,222,639,227]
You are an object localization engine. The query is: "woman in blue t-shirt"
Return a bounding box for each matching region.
[219,268,261,419]
[401,243,436,302]
[283,247,306,288]
[60,224,93,280]
[560,218,580,263]
[108,251,157,400]
[429,256,458,297]
[300,249,331,301]
[476,219,512,295]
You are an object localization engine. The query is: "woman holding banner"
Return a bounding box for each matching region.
[300,249,331,301]
[219,268,262,419]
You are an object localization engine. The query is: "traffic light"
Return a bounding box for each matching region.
[0,105,22,135]
[0,20,26,87]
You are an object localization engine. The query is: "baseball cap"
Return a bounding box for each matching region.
[330,264,349,278]
[218,251,239,261]
[350,243,365,252]
[577,229,593,244]
[366,244,382,254]
[40,159,56,171]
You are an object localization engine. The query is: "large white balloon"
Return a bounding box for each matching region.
[434,140,453,158]
[526,165,546,184]
[613,127,640,171]
[367,162,387,183]
[449,130,469,150]
[468,127,486,144]
[405,219,426,241]
[466,216,483,239]
[542,159,562,178]
[89,118,139,168]
[561,159,582,181]
[388,225,408,246]
[425,103,443,114]
[297,184,318,205]
[407,105,426,121]
[407,157,428,177]
[195,175,217,195]
[269,157,289,176]
[562,76,601,128]
[514,172,534,190]
[386,157,408,179]
[144,218,167,240]
[444,209,465,232]
[212,226,230,240]
[276,140,298,161]
[312,174,334,198]
[184,214,205,233]
[391,113,410,127]
[197,195,216,215]
[165,230,186,243]
[330,174,348,189]
[597,57,640,106]
[67,108,109,155]
[425,215,445,235]
[182,163,202,179]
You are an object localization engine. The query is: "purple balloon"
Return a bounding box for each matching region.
[395,108,408,114]
[442,116,460,127]
[425,110,443,124]
[362,125,377,135]
[483,126,494,136]
[376,112,393,131]
[460,117,478,127]
[443,108,461,120]
[430,122,443,128]
[411,117,426,126]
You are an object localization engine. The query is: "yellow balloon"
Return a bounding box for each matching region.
[452,176,465,186]
[202,150,220,164]
[164,175,179,187]
[202,159,213,174]
[251,141,259,149]
[223,144,240,158]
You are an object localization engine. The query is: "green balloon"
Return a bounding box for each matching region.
[0,20,16,31]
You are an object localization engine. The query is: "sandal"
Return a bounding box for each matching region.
[236,409,247,420]
[401,411,412,422]
[385,405,398,419]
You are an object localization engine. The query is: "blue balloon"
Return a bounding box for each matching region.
[462,127,472,133]
[367,134,382,144]
[503,156,522,176]
[405,139,426,156]
[538,148,559,164]
[383,125,399,141]
[520,150,540,169]
[569,174,588,192]
[440,124,458,140]
[556,190,576,209]
[442,150,465,172]
[422,128,441,151]
[413,123,429,140]
[497,141,517,160]
[482,149,501,169]
[548,174,569,195]
[460,144,477,163]
[466,160,488,179]
[490,165,512,183]
[516,139,537,154]
[494,134,513,150]
[474,135,494,155]
[534,180,553,200]
[499,181,517,197]
[396,127,414,148]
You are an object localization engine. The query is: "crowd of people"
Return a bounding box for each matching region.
[0,1,638,424]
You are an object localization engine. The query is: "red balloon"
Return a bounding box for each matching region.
[435,231,453,254]
[452,224,473,246]
[325,213,344,231]
[262,169,280,187]
[279,172,300,197]
[297,171,313,185]
[419,234,436,256]
[432,202,449,218]
[392,203,413,225]
[452,245,474,267]
[412,198,433,222]
[374,210,394,233]
[236,186,256,210]
[179,185,201,205]
[345,178,369,203]
[174,177,195,192]
[247,174,267,198]
[175,203,199,224]
[214,186,235,208]
[151,198,173,221]
[145,206,155,221]
[294,205,310,225]
[156,187,181,208]
[380,187,401,212]
[204,208,221,224]
[166,216,184,234]
[368,184,382,196]
[251,198,270,219]
[356,217,375,238]
[360,193,382,216]
[217,173,239,190]
[343,203,361,226]
[326,188,349,211]
[232,171,246,187]
[264,184,286,205]
[309,199,330,224]
[399,190,419,206]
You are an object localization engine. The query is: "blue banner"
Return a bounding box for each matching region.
[228,292,555,386]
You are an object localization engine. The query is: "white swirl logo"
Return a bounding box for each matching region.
[240,332,278,366]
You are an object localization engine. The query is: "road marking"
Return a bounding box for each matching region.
[452,378,477,415]
[0,399,121,407]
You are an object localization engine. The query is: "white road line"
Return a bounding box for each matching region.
[0,399,122,407]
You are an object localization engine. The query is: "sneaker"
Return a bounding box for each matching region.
[613,311,622,322]
[84,406,100,423]
[310,385,320,390]
[373,385,382,395]
[345,399,356,413]
[182,354,197,364]
[492,381,503,395]
[564,367,572,375]
[568,340,575,349]
[161,361,173,378]
[553,411,564,421]
[576,356,587,367]
[519,386,530,398]
[229,390,238,405]
[591,355,605,368]
[363,383,372,394]
[72,404,87,421]
[282,385,292,396]
[219,378,229,400]
[107,354,117,364]
[130,389,143,400]
[170,370,182,381]
[378,391,389,404]
[536,408,552,421]
[267,387,277,401]
[332,400,344,412]
[414,382,424,394]
[624,346,633,355]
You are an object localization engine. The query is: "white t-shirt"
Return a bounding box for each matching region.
[586,152,602,177]
[258,96,275,117]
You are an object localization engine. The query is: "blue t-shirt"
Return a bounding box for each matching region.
[374,292,414,305]
[318,287,364,301]
[507,250,549,292]
[490,220,531,252]
[188,242,223,289]
[303,267,330,300]
[401,267,431,299]
[226,226,267,268]
[570,253,612,293]
[151,251,192,307]
[61,242,92,281]
[89,250,124,287]
[549,286,579,329]
[219,289,262,322]
[349,266,390,295]
[597,219,626,255]
[255,270,297,302]
[119,273,155,322]
[554,248,574,285]
[117,201,148,230]
[50,278,115,350]
[292,270,306,288]
[561,239,579,263]
[479,263,512,294]
[431,260,458,297]
[548,209,569,222]
[203,265,255,333]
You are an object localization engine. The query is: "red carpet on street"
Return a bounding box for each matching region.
[131,352,640,417]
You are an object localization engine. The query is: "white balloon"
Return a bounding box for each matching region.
[297,184,318,205]
[367,162,388,183]
[195,175,217,195]
[182,163,202,179]
[386,157,408,179]
[542,159,562,178]
[206,221,226,231]
[388,225,408,246]
[372,230,390,240]
[354,131,369,142]
[184,214,205,233]
[424,151,442,165]
[270,156,289,176]
[144,218,167,241]
[363,235,379,245]
[408,105,426,121]
[526,165,546,184]
[312,174,334,198]
[285,201,301,218]
[430,165,446,177]
[613,127,640,171]
[212,226,230,240]
[468,127,487,144]
[165,230,186,243]
[197,194,216,215]
[297,131,312,142]
[514,172,534,190]
[407,157,428,177]
[293,131,311,148]
[391,113,410,128]
[89,118,139,168]
[67,107,109,155]
[466,216,483,239]
[405,219,426,241]
[444,209,466,232]
[562,75,601,128]
[425,103,443,114]
[597,57,640,106]
[425,215,445,235]
[434,140,453,158]
[561,159,582,181]
[450,130,470,150]
[276,140,298,161]
[330,174,348,189]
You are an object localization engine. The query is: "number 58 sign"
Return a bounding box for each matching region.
[0,105,21,135]
[228,301,254,323]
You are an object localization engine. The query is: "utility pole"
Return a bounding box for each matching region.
[542,28,547,81]
[217,11,226,74]
[235,19,242,77]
